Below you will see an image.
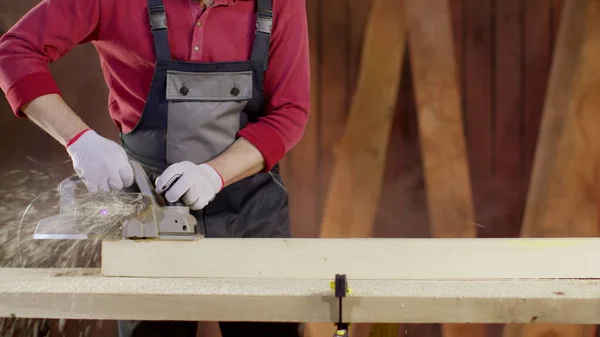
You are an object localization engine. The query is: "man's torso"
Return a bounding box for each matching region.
[93,0,258,132]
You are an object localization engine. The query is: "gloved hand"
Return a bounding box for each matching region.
[66,129,135,193]
[154,161,224,210]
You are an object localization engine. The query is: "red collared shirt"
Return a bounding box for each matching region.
[0,0,310,171]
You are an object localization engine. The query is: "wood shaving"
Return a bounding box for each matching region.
[0,162,146,336]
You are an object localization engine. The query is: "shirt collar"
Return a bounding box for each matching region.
[212,0,251,6]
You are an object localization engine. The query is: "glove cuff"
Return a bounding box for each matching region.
[66,129,101,160]
[66,128,92,147]
[204,163,225,191]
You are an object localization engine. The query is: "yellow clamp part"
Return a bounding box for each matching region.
[329,281,353,295]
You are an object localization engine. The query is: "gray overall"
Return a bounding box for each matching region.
[116,0,300,335]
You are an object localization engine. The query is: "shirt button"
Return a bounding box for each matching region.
[194,46,199,51]
[196,21,202,27]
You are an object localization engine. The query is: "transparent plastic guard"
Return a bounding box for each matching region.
[25,176,150,241]
[32,176,87,239]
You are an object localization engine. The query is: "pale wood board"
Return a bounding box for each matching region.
[3,268,600,323]
[502,0,600,337]
[102,238,600,279]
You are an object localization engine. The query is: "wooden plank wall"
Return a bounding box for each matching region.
[284,0,564,243]
[285,0,564,238]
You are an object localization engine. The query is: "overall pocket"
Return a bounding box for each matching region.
[165,70,253,164]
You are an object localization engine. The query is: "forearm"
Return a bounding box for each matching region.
[21,94,89,146]
[206,137,265,187]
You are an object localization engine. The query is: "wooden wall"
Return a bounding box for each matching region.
[282,1,566,336]
[284,0,564,242]
[0,0,584,336]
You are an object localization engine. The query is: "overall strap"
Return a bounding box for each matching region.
[250,0,273,70]
[147,0,172,62]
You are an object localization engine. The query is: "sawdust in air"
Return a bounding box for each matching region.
[0,160,146,336]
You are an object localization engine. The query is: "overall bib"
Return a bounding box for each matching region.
[116,0,300,336]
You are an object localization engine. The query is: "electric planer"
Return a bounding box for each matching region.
[32,159,202,241]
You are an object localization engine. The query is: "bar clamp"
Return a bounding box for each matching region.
[333,274,350,336]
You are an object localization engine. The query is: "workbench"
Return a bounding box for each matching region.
[2,237,600,324]
[2,267,600,323]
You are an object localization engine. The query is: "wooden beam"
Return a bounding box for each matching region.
[102,238,600,279]
[518,0,600,239]
[3,268,600,323]
[405,1,484,337]
[502,1,600,337]
[311,0,405,334]
[406,0,475,239]
[493,0,523,239]
[318,0,405,238]
[284,0,321,239]
[318,0,351,227]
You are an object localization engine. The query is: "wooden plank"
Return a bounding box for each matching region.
[4,268,600,323]
[493,0,523,239]
[369,324,399,337]
[505,324,596,337]
[345,0,382,330]
[309,0,405,334]
[502,1,600,337]
[347,0,373,97]
[406,0,475,239]
[286,0,320,239]
[520,0,553,190]
[518,0,600,241]
[551,0,565,53]
[449,0,463,75]
[405,1,481,335]
[503,4,562,337]
[462,0,494,231]
[102,238,600,279]
[373,54,431,240]
[370,54,434,337]
[317,0,351,229]
[318,0,405,238]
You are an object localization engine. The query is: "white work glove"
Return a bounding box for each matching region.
[66,129,134,193]
[154,161,224,210]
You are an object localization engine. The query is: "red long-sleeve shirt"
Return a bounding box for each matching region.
[0,0,310,171]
